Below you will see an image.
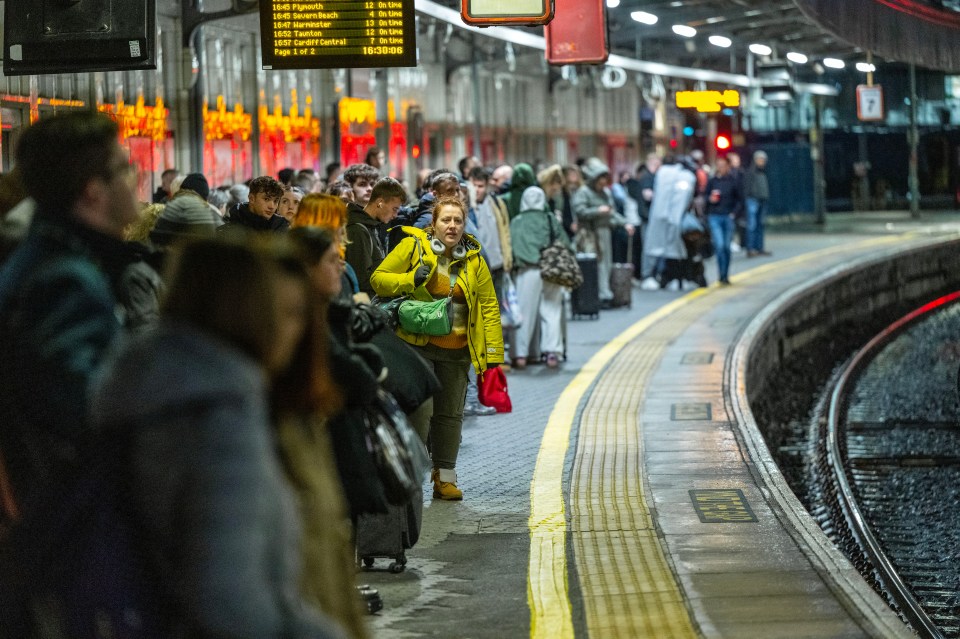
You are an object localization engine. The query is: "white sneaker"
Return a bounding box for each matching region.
[640,277,660,291]
[666,279,680,291]
[730,241,742,253]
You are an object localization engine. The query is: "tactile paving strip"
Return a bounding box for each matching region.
[570,328,702,638]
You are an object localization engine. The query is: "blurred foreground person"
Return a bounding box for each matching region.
[0,112,139,514]
[90,236,347,638]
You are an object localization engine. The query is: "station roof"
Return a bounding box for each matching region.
[429,0,960,74]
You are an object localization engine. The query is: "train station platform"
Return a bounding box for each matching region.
[361,211,960,639]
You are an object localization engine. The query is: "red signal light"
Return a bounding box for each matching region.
[669,138,678,149]
[715,134,732,151]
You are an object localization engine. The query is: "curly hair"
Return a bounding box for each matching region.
[341,163,379,186]
[248,175,284,200]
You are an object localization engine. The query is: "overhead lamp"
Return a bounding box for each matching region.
[672,25,697,38]
[856,62,876,73]
[606,0,620,7]
[749,43,772,56]
[786,51,808,64]
[708,35,732,48]
[823,57,845,69]
[630,10,658,25]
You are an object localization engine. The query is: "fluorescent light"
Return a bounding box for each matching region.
[786,52,808,64]
[749,43,772,56]
[824,57,845,69]
[708,35,732,48]
[856,62,876,73]
[630,10,658,25]
[606,0,620,7]
[672,25,697,38]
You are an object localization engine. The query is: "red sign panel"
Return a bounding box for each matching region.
[856,84,884,121]
[545,0,608,65]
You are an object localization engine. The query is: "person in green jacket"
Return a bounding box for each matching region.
[509,186,571,369]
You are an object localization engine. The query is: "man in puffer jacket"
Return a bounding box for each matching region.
[571,157,627,307]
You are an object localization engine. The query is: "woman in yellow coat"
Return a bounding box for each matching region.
[371,196,503,500]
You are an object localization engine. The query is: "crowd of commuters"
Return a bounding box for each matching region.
[0,110,775,637]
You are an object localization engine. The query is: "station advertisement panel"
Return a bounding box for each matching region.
[260,0,417,70]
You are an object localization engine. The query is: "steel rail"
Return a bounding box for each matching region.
[824,292,960,639]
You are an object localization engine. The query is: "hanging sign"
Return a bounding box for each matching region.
[260,0,417,70]
[545,0,608,65]
[676,90,740,113]
[461,0,554,26]
[856,84,884,121]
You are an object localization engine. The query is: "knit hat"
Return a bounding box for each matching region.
[149,192,222,245]
[179,173,210,201]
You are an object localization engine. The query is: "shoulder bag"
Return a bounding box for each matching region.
[540,218,584,289]
[396,244,460,336]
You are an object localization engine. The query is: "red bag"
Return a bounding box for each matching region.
[478,367,512,413]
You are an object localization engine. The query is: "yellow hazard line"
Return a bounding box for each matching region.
[526,233,912,639]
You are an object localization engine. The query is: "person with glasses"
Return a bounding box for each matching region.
[0,111,141,525]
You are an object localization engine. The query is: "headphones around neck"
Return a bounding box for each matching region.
[429,235,467,260]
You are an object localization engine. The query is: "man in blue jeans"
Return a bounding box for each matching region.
[705,156,743,285]
[744,150,771,257]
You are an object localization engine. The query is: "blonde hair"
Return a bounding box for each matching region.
[537,164,565,190]
[125,202,165,242]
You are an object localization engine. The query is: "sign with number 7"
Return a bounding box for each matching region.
[857,85,884,121]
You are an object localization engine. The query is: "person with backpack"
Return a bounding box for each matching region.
[344,177,407,297]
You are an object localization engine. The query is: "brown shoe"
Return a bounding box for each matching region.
[512,357,527,370]
[432,469,463,500]
[746,250,759,258]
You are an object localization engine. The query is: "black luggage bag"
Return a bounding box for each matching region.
[571,253,600,319]
[356,485,423,573]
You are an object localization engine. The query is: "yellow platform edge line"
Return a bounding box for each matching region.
[526,232,922,639]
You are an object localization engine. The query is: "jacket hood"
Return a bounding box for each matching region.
[582,157,611,182]
[506,163,538,218]
[226,202,290,231]
[92,321,266,424]
[519,186,548,213]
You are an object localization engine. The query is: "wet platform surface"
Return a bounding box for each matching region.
[360,212,960,638]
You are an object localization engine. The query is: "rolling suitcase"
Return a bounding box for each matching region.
[570,252,600,319]
[356,486,423,573]
[609,234,634,308]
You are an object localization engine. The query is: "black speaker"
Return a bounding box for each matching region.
[4,0,156,76]
[757,62,795,105]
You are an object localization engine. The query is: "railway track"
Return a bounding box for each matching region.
[813,292,960,639]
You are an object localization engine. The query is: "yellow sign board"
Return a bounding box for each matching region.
[676,90,741,113]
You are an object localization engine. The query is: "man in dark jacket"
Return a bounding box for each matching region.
[0,112,140,511]
[345,177,407,296]
[705,156,743,285]
[743,150,771,257]
[221,175,288,232]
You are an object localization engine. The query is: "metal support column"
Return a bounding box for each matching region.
[470,34,482,159]
[909,63,921,217]
[811,95,826,225]
[374,68,390,155]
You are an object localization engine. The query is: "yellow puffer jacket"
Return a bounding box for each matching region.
[370,226,504,374]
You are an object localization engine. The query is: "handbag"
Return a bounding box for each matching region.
[540,220,583,289]
[500,272,523,329]
[397,248,460,336]
[362,389,431,506]
[478,367,512,413]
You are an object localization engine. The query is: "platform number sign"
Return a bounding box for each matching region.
[856,84,884,122]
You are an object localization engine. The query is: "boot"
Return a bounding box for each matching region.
[432,468,463,501]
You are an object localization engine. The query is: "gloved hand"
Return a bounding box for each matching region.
[350,303,385,342]
[413,264,432,287]
[487,363,500,369]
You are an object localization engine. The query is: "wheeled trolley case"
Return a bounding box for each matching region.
[609,235,634,308]
[570,252,600,319]
[356,486,423,573]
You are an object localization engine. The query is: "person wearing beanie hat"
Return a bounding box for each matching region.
[178,173,210,201]
[150,189,223,247]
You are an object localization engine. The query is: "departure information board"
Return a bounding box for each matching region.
[260,0,417,70]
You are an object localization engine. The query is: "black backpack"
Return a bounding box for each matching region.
[0,432,174,639]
